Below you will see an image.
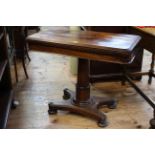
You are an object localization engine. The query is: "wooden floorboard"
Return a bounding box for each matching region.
[6,49,154,129]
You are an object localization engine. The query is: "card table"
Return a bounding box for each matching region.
[27,30,141,127]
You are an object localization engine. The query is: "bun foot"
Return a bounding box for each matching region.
[149,119,155,129]
[98,119,108,128]
[48,102,57,114]
[107,100,117,109]
[63,88,71,100]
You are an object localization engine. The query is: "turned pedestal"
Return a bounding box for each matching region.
[48,58,116,127]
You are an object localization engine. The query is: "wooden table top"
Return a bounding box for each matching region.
[129,27,155,52]
[27,30,141,64]
[132,27,155,37]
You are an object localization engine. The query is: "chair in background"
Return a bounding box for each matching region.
[7,27,31,82]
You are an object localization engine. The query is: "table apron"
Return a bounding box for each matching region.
[28,44,133,64]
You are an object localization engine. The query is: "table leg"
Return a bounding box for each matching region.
[149,110,155,129]
[148,52,155,84]
[48,58,117,127]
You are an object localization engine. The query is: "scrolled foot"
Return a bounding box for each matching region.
[96,98,117,110]
[48,109,57,115]
[63,88,71,100]
[98,119,108,128]
[48,102,57,115]
[149,118,155,129]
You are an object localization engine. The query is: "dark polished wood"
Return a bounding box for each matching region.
[0,27,14,128]
[27,30,141,127]
[7,26,30,82]
[13,27,29,79]
[129,27,155,53]
[28,30,141,64]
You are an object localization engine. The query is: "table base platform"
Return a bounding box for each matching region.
[48,88,117,127]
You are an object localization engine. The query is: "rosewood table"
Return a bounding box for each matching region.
[27,30,141,127]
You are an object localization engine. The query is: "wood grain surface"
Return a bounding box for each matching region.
[27,30,141,64]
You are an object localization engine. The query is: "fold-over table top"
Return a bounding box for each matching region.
[27,30,141,64]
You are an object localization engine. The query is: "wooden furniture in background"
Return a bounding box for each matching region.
[7,27,30,82]
[0,27,14,128]
[128,27,155,84]
[27,30,141,127]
